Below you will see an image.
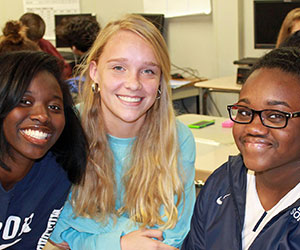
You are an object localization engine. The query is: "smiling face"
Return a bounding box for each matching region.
[233,68,300,173]
[89,30,161,137]
[2,71,65,166]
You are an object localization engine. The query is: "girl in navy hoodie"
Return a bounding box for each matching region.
[0,51,88,249]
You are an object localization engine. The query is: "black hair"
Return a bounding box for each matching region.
[0,51,88,184]
[247,47,300,80]
[56,16,100,52]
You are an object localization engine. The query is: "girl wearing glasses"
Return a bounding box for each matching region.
[182,47,300,250]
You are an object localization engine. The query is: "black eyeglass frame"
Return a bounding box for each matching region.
[227,104,300,129]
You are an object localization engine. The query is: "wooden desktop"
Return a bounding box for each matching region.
[177,113,239,182]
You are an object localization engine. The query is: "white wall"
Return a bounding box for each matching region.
[0,0,24,28]
[167,0,240,79]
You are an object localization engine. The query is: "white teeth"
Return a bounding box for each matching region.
[22,129,49,140]
[118,95,141,102]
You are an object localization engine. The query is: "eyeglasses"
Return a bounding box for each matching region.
[227,104,300,129]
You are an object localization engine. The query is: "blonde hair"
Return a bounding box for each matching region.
[72,14,184,229]
[276,8,300,47]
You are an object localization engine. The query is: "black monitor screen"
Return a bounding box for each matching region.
[55,13,96,48]
[254,1,300,49]
[138,13,165,35]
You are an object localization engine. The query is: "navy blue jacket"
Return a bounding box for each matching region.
[182,155,300,250]
[0,152,71,250]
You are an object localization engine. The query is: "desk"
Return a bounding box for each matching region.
[194,75,242,114]
[177,114,239,182]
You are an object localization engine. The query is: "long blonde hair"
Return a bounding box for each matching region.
[72,14,184,229]
[276,8,300,47]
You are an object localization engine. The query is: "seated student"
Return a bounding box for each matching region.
[56,16,101,71]
[48,14,196,250]
[0,51,88,249]
[0,20,40,53]
[56,16,101,102]
[182,47,300,250]
[276,8,300,47]
[19,12,72,79]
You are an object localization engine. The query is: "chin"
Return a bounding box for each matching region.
[120,114,144,123]
[24,150,50,161]
[244,159,270,173]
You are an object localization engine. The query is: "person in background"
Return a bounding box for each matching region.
[276,8,300,47]
[19,12,72,79]
[278,29,300,48]
[48,14,196,250]
[182,47,300,249]
[56,16,101,102]
[56,15,101,71]
[0,20,39,53]
[0,51,88,249]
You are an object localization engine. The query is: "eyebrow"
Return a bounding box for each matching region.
[237,98,291,108]
[52,95,64,102]
[266,100,291,108]
[25,91,64,102]
[237,98,250,104]
[107,58,160,67]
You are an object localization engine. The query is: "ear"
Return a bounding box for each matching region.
[89,61,100,83]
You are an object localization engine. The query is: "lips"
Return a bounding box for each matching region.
[20,128,52,145]
[242,137,273,150]
[117,95,142,103]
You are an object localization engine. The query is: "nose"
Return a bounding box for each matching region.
[124,71,142,91]
[245,113,268,135]
[29,104,50,124]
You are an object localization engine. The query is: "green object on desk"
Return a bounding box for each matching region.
[188,119,215,129]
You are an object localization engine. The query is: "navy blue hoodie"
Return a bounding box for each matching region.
[182,155,300,250]
[0,152,71,249]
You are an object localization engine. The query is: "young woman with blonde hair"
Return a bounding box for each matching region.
[49,14,196,250]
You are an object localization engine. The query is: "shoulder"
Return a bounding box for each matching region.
[195,154,244,203]
[176,119,193,136]
[38,39,64,60]
[204,154,244,188]
[34,152,71,189]
[27,153,71,213]
[176,119,195,154]
[175,119,196,177]
[176,119,195,148]
[197,155,246,211]
[38,38,55,49]
[66,76,81,93]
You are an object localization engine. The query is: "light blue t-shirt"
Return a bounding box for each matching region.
[50,120,196,250]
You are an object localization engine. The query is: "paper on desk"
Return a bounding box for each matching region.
[195,138,220,146]
[170,79,192,89]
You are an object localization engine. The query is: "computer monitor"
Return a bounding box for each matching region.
[54,13,96,48]
[254,0,300,49]
[138,13,165,35]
